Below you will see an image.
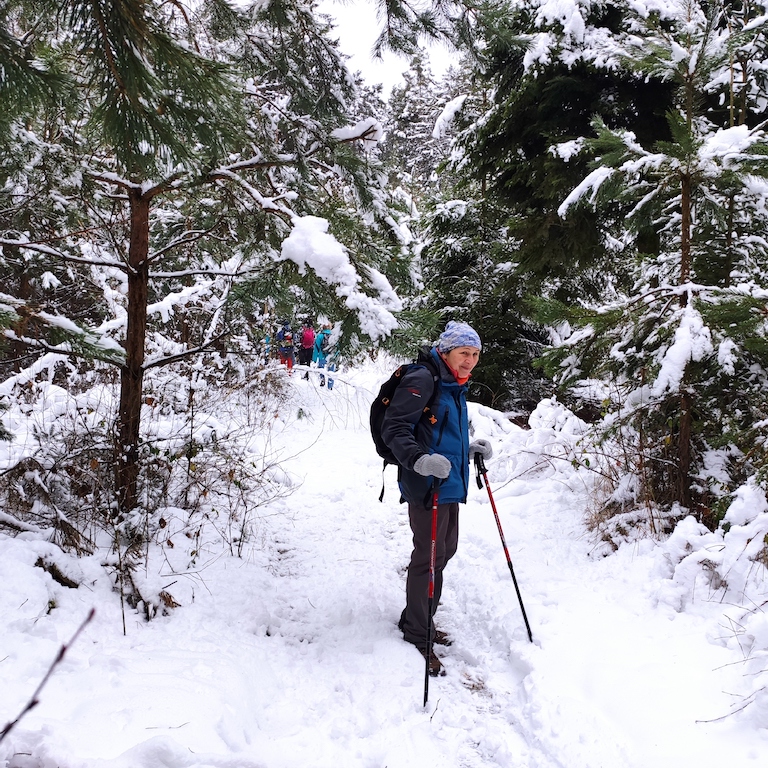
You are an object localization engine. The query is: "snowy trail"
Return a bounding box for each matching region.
[459,438,760,768]
[233,381,625,766]
[2,367,767,768]
[260,375,762,768]
[261,380,554,768]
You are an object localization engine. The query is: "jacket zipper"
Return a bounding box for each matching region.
[436,406,449,446]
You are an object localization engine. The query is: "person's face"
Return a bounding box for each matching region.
[443,346,480,378]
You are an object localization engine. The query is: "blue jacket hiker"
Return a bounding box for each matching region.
[313,325,334,388]
[379,321,492,677]
[262,333,271,365]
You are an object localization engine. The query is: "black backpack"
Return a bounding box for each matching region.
[370,350,440,497]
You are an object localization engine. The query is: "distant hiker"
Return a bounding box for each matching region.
[298,320,316,378]
[276,322,295,373]
[379,321,492,677]
[313,323,333,387]
[262,332,271,365]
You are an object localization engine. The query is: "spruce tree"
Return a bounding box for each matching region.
[538,0,768,525]
[461,1,675,299]
[382,51,445,208]
[410,1,677,410]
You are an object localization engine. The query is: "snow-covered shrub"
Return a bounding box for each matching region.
[0,370,117,553]
[479,396,599,493]
[0,353,294,563]
[139,359,297,558]
[657,481,768,721]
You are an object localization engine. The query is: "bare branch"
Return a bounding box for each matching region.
[0,609,95,745]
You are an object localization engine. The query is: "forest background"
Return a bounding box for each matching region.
[1,0,768,751]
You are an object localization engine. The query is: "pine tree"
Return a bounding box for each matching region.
[539,0,768,525]
[382,51,446,208]
[0,0,416,547]
[405,1,678,410]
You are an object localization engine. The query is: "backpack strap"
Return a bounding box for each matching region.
[377,352,441,503]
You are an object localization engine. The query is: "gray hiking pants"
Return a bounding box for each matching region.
[399,499,459,650]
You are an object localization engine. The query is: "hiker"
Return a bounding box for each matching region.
[379,321,492,676]
[313,323,334,387]
[298,320,316,378]
[276,321,295,373]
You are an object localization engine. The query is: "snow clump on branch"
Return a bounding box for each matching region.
[331,118,383,150]
[278,216,398,340]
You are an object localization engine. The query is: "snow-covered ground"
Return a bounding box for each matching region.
[1,358,767,767]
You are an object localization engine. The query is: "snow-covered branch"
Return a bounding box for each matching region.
[0,510,46,533]
[278,216,398,340]
[90,171,187,200]
[0,238,125,270]
[558,166,614,217]
[331,118,383,148]
[142,333,228,370]
[207,168,294,219]
[149,268,247,279]
[3,326,124,367]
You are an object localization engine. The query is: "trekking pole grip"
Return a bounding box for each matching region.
[474,452,486,488]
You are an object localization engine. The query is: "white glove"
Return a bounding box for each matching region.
[469,439,493,460]
[413,453,451,479]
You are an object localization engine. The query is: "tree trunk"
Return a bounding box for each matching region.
[677,170,693,509]
[115,190,150,524]
[10,249,32,373]
[677,390,692,510]
[679,171,692,304]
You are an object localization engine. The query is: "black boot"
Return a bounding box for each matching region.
[418,646,445,676]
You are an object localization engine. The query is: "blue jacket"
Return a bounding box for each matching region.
[380,347,470,506]
[313,329,332,363]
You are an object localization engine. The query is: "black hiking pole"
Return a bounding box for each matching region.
[475,453,534,643]
[423,478,439,707]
